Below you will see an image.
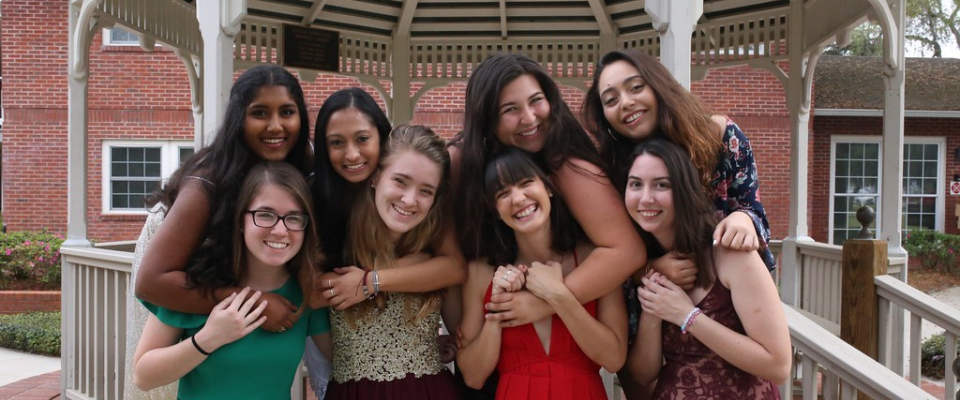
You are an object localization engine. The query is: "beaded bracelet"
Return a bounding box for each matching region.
[362,270,375,300]
[371,270,380,296]
[680,307,703,335]
[191,334,211,356]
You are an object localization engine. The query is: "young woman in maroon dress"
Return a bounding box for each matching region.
[625,139,790,400]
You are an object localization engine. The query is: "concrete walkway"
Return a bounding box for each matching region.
[0,347,59,387]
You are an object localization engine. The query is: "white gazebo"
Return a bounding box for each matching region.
[61,1,947,399]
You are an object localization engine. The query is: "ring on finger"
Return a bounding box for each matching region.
[330,288,335,297]
[278,326,286,333]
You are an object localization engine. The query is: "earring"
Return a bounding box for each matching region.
[548,192,554,197]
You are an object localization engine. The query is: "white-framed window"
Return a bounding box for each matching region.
[902,138,946,233]
[829,136,945,244]
[103,27,140,46]
[101,141,194,214]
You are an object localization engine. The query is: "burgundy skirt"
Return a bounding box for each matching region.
[326,370,461,400]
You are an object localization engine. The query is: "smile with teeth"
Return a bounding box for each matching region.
[344,162,367,172]
[262,137,285,144]
[518,126,538,137]
[513,204,538,219]
[392,204,414,217]
[265,241,289,249]
[638,210,661,218]
[624,111,644,124]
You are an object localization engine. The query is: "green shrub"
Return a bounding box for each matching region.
[0,312,60,356]
[904,229,960,272]
[0,231,64,290]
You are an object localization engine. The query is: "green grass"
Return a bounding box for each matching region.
[0,312,60,356]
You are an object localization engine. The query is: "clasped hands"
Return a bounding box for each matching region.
[484,261,567,327]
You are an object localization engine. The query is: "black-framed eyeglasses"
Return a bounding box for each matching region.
[246,210,309,231]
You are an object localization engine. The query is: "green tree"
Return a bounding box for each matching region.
[826,0,959,57]
[906,0,959,57]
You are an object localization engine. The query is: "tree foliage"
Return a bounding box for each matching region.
[826,0,959,57]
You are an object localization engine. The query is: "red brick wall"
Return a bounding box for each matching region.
[811,116,960,243]
[0,0,829,244]
[0,291,61,315]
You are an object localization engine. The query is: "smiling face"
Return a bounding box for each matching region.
[494,176,552,235]
[495,74,552,153]
[597,60,659,142]
[373,150,442,242]
[624,153,675,247]
[243,183,305,272]
[325,107,381,183]
[243,85,301,162]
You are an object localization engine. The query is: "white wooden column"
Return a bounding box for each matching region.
[778,0,816,308]
[645,0,702,88]
[176,50,205,149]
[64,0,103,248]
[876,0,907,258]
[197,0,246,147]
[390,34,413,125]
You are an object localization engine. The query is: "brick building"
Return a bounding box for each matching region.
[1,0,958,245]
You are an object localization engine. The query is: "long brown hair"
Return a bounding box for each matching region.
[343,125,450,327]
[583,50,722,190]
[451,53,608,260]
[628,139,717,288]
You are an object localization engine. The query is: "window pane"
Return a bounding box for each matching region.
[865,144,879,159]
[146,162,161,177]
[109,28,139,45]
[179,147,195,167]
[145,148,161,162]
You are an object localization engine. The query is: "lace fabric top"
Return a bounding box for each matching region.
[330,292,443,383]
[652,281,780,400]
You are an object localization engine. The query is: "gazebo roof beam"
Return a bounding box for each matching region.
[302,0,331,25]
[585,0,614,34]
[397,0,420,34]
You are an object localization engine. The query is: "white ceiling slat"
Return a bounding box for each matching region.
[302,0,332,25]
[500,0,508,38]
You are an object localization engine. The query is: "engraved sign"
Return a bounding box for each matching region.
[282,24,339,72]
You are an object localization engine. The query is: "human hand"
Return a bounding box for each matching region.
[637,271,694,326]
[713,211,759,251]
[492,264,527,295]
[322,266,368,310]
[438,334,458,364]
[485,290,554,327]
[524,261,569,303]
[196,288,268,351]
[650,252,697,291]
[249,290,298,332]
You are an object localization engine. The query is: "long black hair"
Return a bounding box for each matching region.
[627,139,717,288]
[313,87,391,268]
[147,64,311,294]
[483,148,583,266]
[451,53,607,260]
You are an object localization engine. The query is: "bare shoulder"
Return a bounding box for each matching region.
[574,241,597,262]
[714,246,768,289]
[710,114,729,137]
[556,157,606,178]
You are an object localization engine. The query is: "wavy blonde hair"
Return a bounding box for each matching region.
[342,125,450,328]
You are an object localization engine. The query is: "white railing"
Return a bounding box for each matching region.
[877,274,960,398]
[783,305,937,400]
[797,241,844,331]
[61,246,133,400]
[692,9,789,66]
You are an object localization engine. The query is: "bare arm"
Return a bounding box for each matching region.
[133,290,267,390]
[686,248,791,383]
[134,179,297,331]
[456,260,501,389]
[640,249,791,384]
[629,309,663,386]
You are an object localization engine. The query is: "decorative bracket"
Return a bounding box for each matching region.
[867,0,900,71]
[70,0,105,79]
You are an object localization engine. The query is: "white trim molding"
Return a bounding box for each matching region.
[814,109,960,118]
